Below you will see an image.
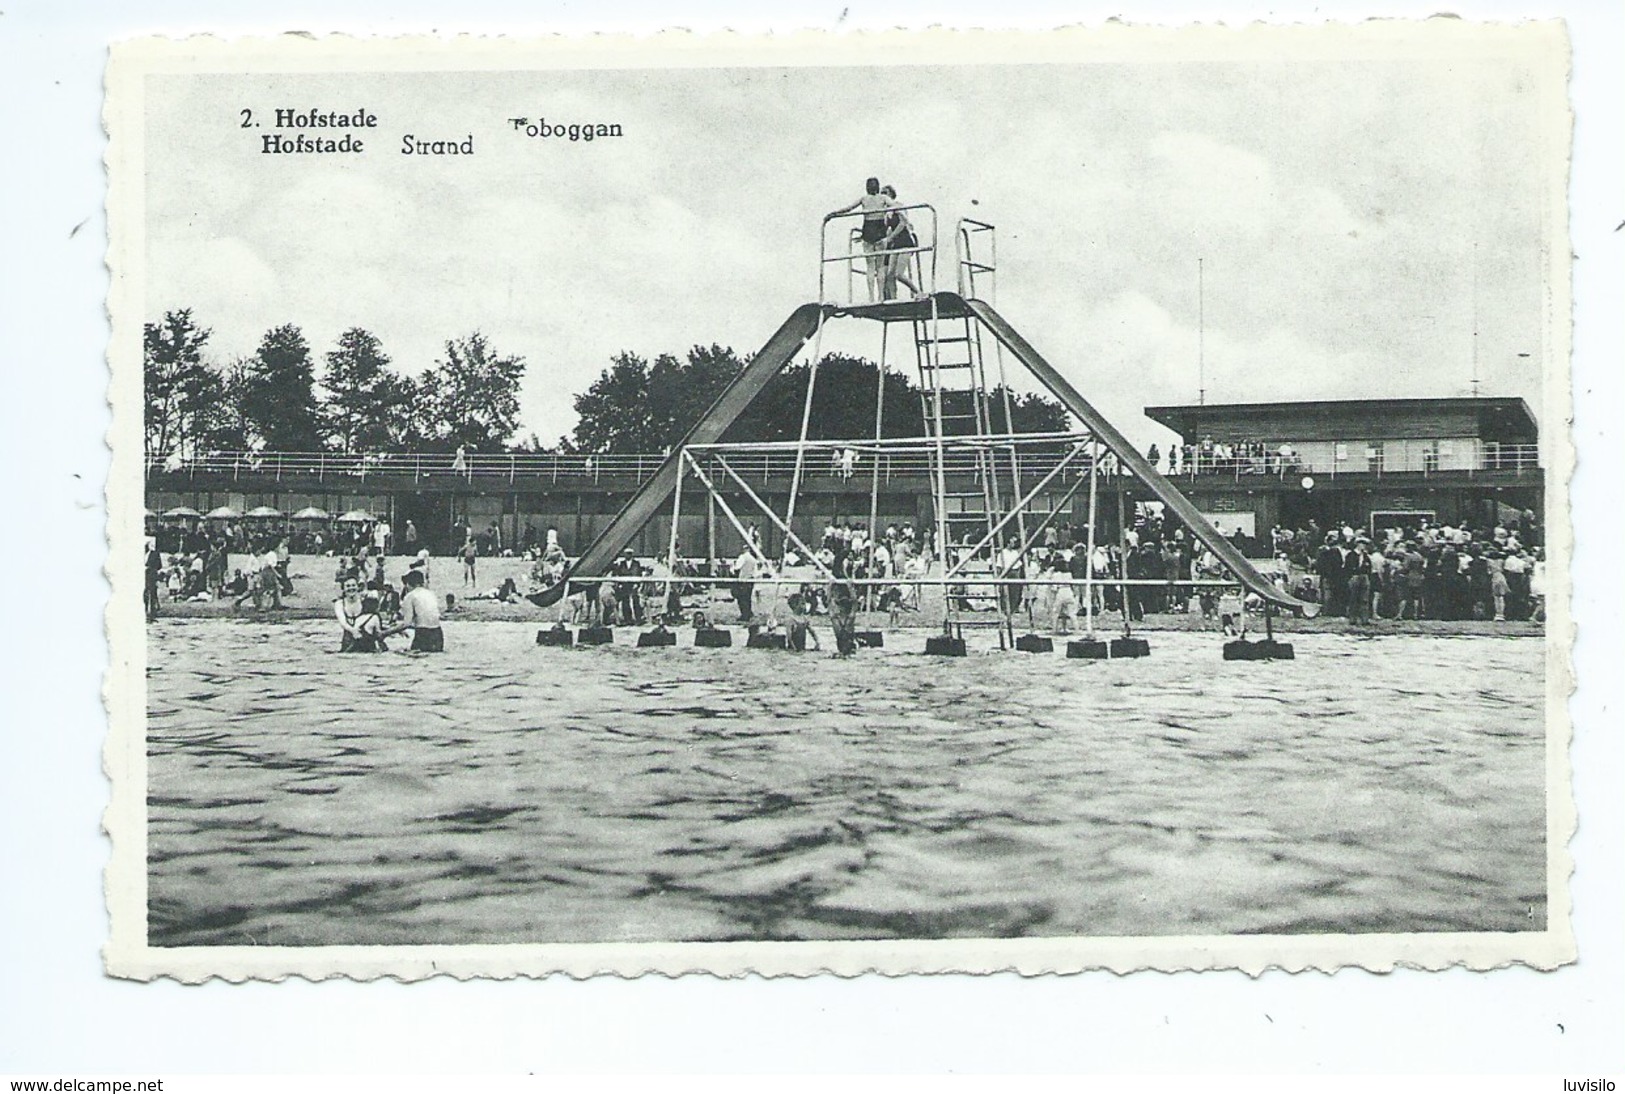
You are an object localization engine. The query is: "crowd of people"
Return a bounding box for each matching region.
[146,495,1546,657]
[1146,438,1304,477]
[143,528,296,617]
[1269,513,1545,623]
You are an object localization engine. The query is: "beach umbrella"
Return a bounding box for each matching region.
[162,506,201,519]
[291,506,330,520]
[245,505,284,518]
[205,505,242,520]
[336,509,375,523]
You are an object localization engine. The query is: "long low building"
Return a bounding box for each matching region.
[146,396,1545,557]
[1141,396,1545,539]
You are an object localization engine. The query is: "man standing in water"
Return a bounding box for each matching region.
[828,559,859,657]
[390,568,444,652]
[144,538,163,620]
[733,544,758,623]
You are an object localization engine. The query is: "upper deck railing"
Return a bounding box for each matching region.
[146,441,1542,488]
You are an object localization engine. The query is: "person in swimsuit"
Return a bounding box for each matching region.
[334,576,364,652]
[827,557,859,657]
[879,185,921,300]
[827,177,890,302]
[386,569,444,652]
[347,594,388,653]
[144,539,163,620]
[783,593,821,652]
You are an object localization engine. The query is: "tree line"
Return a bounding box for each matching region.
[565,344,1070,454]
[143,310,526,457]
[145,309,1069,459]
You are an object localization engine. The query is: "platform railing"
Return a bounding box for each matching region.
[955,217,997,302]
[819,202,938,305]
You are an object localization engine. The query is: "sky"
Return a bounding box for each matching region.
[144,38,1562,453]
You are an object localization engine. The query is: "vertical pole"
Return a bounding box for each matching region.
[928,301,951,590]
[1198,256,1206,406]
[706,487,717,567]
[867,322,889,611]
[784,312,827,549]
[665,454,686,620]
[1084,437,1099,638]
[1117,475,1132,637]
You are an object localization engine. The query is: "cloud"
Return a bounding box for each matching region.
[143,59,1552,450]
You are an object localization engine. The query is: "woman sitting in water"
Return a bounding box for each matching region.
[333,576,364,652]
[346,594,388,653]
[783,593,821,653]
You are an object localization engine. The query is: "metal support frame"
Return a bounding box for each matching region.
[783,311,828,541]
[679,454,770,568]
[709,454,836,582]
[943,444,1089,580]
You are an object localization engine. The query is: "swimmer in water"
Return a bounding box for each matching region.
[827,559,858,657]
[334,576,364,652]
[383,568,444,652]
[784,593,821,652]
[348,594,388,653]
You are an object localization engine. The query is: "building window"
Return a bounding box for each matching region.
[1366,442,1384,474]
[1422,441,1440,473]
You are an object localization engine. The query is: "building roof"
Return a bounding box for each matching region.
[1143,396,1538,440]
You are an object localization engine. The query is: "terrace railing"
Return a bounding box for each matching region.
[1156,441,1542,483]
[145,441,1542,488]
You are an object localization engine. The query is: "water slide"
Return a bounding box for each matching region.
[526,303,825,607]
[530,292,1317,616]
[964,296,1318,616]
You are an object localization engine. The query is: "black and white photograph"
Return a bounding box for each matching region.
[103,22,1574,980]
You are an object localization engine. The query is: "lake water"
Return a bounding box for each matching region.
[145,620,1547,947]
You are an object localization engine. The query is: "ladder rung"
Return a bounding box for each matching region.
[917,335,973,345]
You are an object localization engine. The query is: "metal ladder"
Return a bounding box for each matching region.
[913,303,1020,647]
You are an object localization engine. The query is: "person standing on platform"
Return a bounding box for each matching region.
[827,178,890,303]
[879,185,921,300]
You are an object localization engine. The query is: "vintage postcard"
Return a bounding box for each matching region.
[104,22,1575,981]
